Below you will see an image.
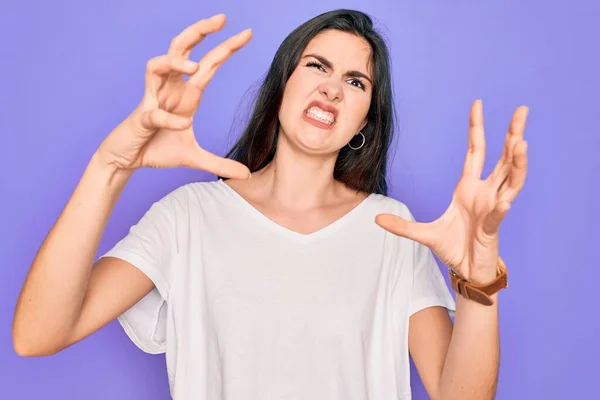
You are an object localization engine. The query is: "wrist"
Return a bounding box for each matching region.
[449,258,508,306]
[88,151,135,187]
[469,268,499,286]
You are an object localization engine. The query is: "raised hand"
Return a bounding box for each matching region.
[97,14,252,179]
[375,100,529,284]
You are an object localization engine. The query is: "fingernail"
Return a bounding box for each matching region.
[178,117,191,128]
[248,172,252,180]
[184,60,197,69]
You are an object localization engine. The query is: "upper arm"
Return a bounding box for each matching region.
[62,256,155,350]
[408,306,453,400]
[62,186,188,353]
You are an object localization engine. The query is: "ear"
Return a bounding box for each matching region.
[359,118,368,132]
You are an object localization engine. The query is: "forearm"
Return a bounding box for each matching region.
[438,293,500,400]
[13,151,133,354]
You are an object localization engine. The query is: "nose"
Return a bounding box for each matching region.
[318,79,343,102]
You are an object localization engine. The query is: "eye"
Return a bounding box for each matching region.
[348,78,366,91]
[306,60,327,72]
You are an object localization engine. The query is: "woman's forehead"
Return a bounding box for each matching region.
[302,30,373,74]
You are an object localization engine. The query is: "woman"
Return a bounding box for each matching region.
[12,9,528,400]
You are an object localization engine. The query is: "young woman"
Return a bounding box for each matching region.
[13,9,529,400]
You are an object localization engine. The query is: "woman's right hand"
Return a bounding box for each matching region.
[96,14,252,179]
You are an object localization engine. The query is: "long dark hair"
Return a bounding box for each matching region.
[224,9,396,195]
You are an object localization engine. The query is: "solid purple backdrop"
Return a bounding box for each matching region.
[1,0,598,399]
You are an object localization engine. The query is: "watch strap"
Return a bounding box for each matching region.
[449,257,508,306]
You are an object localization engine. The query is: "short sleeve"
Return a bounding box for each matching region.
[405,212,456,318]
[99,185,188,354]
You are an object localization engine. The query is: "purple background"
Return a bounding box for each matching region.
[1,0,598,399]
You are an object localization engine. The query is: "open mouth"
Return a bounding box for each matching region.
[303,101,338,127]
[304,106,336,125]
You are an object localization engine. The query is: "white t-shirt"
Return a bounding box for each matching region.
[100,179,456,399]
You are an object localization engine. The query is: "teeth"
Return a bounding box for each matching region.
[305,106,335,125]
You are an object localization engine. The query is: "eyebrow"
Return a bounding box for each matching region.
[302,53,372,85]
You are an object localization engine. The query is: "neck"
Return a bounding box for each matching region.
[256,135,342,210]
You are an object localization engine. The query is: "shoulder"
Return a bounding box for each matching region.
[152,179,229,212]
[163,179,230,199]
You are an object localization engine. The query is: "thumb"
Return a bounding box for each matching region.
[375,214,436,248]
[182,143,251,180]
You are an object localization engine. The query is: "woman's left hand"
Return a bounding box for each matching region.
[375,99,529,284]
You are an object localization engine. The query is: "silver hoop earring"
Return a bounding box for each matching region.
[348,132,365,150]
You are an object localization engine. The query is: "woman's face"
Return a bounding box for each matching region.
[278,29,373,155]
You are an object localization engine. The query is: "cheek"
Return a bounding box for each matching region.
[341,93,371,130]
[279,72,314,122]
[278,91,296,131]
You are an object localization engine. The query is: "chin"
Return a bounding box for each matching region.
[279,109,351,156]
[284,127,344,156]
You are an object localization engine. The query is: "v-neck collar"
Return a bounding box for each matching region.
[217,179,374,244]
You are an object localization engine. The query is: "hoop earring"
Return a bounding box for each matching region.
[348,131,365,150]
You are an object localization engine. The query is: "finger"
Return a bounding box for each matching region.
[168,14,227,58]
[145,55,199,91]
[462,99,486,179]
[491,139,517,194]
[500,140,528,202]
[483,200,511,235]
[509,105,529,140]
[188,28,252,89]
[140,108,192,131]
[488,105,529,186]
[184,145,251,179]
[375,214,436,248]
[146,55,198,77]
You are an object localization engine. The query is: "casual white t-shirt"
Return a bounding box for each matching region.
[100,179,456,399]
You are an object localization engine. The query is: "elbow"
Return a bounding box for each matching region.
[13,339,41,358]
[13,338,61,357]
[12,325,63,357]
[13,335,58,357]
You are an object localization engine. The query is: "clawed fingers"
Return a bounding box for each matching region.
[488,105,529,189]
[483,200,512,235]
[499,140,528,201]
[188,28,252,89]
[168,14,227,59]
[145,55,199,93]
[140,108,193,132]
[462,99,486,179]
